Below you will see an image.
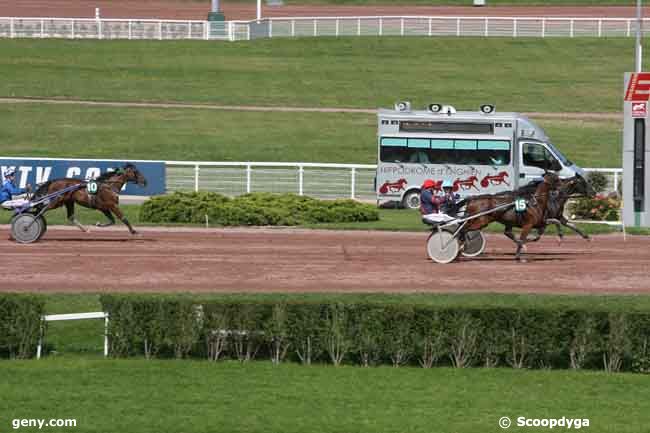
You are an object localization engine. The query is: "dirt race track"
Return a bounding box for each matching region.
[1,226,648,294]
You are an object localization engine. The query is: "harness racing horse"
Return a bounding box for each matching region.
[460,173,562,261]
[543,175,595,243]
[32,163,147,234]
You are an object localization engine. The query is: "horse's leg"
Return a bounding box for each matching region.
[546,218,564,245]
[65,201,88,232]
[503,225,518,244]
[96,210,116,228]
[559,217,591,241]
[516,224,534,262]
[109,205,137,235]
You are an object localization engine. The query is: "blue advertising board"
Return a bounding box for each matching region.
[0,158,166,196]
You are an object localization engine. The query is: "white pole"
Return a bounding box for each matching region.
[636,0,643,72]
[350,167,356,199]
[104,316,109,357]
[246,165,252,193]
[298,166,304,195]
[257,0,261,23]
[194,165,200,192]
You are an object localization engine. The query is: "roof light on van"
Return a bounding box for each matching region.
[480,104,496,114]
[395,101,411,112]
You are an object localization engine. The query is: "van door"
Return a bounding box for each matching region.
[519,141,563,185]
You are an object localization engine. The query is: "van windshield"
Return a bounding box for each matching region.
[546,142,573,166]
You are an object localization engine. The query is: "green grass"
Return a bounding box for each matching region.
[0,103,622,167]
[0,38,645,113]
[1,358,649,433]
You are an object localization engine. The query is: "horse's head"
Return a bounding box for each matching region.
[122,163,147,187]
[542,172,561,190]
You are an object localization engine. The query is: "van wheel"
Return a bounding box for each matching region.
[402,190,421,209]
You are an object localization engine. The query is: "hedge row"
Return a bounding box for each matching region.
[0,295,45,359]
[139,192,379,226]
[100,295,650,372]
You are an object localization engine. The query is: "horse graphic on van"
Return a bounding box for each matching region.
[379,178,408,194]
[453,176,480,192]
[481,172,510,188]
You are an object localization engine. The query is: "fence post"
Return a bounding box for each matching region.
[380,17,383,36]
[269,19,273,38]
[41,19,44,38]
[350,167,356,200]
[428,17,432,36]
[598,19,602,37]
[570,19,574,37]
[335,18,339,37]
[456,18,460,37]
[513,18,517,37]
[204,21,209,40]
[298,165,304,196]
[246,165,252,193]
[614,171,619,192]
[98,18,102,39]
[542,18,546,38]
[484,17,488,37]
[129,20,132,39]
[104,315,109,357]
[10,17,14,38]
[292,19,295,37]
[357,18,361,36]
[400,17,404,36]
[313,18,317,37]
[627,19,631,37]
[159,21,163,40]
[194,165,200,192]
[71,19,75,39]
[188,20,192,39]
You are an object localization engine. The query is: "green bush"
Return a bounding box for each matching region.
[586,171,609,194]
[0,294,45,359]
[570,194,621,221]
[139,192,379,226]
[99,295,650,373]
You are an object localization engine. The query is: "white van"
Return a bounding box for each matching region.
[375,103,585,208]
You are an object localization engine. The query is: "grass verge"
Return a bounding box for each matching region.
[0,38,644,113]
[1,358,649,433]
[0,103,622,167]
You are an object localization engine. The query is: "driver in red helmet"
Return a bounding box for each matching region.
[420,179,459,225]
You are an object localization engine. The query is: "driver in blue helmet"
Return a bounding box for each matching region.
[0,169,29,209]
[420,179,461,225]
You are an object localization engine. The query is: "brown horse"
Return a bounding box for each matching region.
[489,175,593,245]
[461,173,562,261]
[32,163,147,234]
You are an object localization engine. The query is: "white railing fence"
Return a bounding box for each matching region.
[2,16,650,41]
[261,16,650,40]
[0,17,249,41]
[166,162,378,200]
[165,161,621,200]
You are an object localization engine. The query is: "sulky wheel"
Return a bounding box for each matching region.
[461,230,486,258]
[10,213,44,244]
[36,216,47,241]
[426,230,460,264]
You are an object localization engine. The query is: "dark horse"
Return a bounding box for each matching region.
[483,175,594,245]
[460,173,562,261]
[32,163,147,234]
